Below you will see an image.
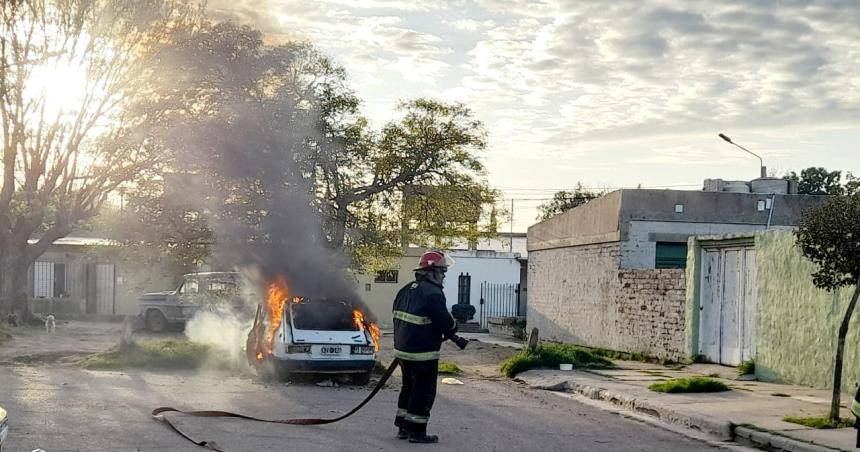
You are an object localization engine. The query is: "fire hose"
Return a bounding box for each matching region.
[151,358,401,452]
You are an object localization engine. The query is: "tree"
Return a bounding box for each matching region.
[795,194,860,421]
[536,183,602,220]
[0,0,198,320]
[785,167,845,195]
[138,22,497,273]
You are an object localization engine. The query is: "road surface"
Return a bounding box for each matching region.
[0,363,728,451]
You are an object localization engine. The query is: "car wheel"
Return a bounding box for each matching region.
[145,310,168,333]
[353,371,372,386]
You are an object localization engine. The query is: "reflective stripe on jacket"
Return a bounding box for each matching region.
[393,276,456,361]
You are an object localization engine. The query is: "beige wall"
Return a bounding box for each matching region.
[354,251,421,329]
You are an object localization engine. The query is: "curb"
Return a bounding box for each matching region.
[531,380,846,452]
[734,426,845,452]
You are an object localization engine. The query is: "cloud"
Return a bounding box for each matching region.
[204,0,860,182]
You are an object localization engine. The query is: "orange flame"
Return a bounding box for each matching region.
[256,351,264,361]
[263,276,291,355]
[353,309,381,352]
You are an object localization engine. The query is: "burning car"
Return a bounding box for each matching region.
[0,405,7,451]
[246,277,379,384]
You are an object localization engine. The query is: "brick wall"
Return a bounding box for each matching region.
[528,242,687,360]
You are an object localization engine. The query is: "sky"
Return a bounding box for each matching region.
[208,0,860,231]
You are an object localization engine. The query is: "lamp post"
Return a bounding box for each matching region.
[718,133,767,178]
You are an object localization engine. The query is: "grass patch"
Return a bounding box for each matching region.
[79,340,227,370]
[648,377,730,393]
[783,416,854,429]
[501,343,614,377]
[738,359,755,376]
[438,361,462,374]
[707,372,721,378]
[0,322,12,345]
[784,416,854,429]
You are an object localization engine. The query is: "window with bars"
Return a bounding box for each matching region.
[33,262,66,298]
[374,270,398,283]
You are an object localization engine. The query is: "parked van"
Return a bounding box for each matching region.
[246,298,376,384]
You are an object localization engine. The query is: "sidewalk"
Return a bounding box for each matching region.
[516,360,857,452]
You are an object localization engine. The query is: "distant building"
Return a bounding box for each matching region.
[527,180,828,360]
[355,244,524,330]
[27,237,174,318]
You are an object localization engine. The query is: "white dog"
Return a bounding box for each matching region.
[45,314,56,334]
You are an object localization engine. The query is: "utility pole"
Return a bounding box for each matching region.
[510,198,514,252]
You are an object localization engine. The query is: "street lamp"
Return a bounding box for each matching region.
[718,133,767,178]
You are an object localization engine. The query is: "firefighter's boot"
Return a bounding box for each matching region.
[397,428,408,440]
[409,433,439,444]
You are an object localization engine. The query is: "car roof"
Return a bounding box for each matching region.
[182,272,240,277]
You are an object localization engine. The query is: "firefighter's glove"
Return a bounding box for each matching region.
[453,336,469,350]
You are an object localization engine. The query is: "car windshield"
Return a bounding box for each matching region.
[290,299,359,331]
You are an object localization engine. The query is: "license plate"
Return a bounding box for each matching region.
[320,346,342,355]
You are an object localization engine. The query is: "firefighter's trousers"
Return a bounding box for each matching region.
[394,359,439,435]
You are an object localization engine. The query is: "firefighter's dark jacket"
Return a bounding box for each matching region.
[393,275,457,361]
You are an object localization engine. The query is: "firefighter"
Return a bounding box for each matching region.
[853,385,860,448]
[393,250,468,444]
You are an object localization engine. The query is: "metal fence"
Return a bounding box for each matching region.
[478,282,520,329]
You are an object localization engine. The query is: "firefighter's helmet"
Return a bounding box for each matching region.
[414,250,455,271]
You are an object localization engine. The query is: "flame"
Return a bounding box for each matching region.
[353,309,381,352]
[256,351,263,361]
[263,276,291,355]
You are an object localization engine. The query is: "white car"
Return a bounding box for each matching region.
[0,405,7,451]
[247,298,377,384]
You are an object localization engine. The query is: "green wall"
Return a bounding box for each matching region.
[755,231,860,392]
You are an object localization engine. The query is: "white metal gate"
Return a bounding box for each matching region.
[699,246,757,366]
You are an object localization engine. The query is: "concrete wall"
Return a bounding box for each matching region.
[754,231,859,392]
[528,242,687,360]
[528,191,622,251]
[621,221,792,269]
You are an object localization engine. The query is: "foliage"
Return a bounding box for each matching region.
[796,195,860,289]
[79,340,231,370]
[795,194,860,420]
[438,361,462,374]
[648,377,729,393]
[0,322,11,345]
[738,359,755,376]
[784,167,859,196]
[782,416,854,429]
[136,21,498,273]
[501,343,615,377]
[536,183,603,221]
[0,0,201,319]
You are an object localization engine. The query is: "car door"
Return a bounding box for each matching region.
[246,304,265,365]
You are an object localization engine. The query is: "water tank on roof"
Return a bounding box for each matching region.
[751,177,789,194]
[723,181,751,193]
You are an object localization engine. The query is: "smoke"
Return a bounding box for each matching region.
[155,22,375,323]
[185,305,253,364]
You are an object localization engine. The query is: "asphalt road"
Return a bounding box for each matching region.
[0,364,726,452]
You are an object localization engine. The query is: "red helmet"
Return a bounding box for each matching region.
[414,250,455,271]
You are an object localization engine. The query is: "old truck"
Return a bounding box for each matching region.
[139,272,254,332]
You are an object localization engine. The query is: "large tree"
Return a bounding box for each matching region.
[134,22,497,273]
[796,194,860,421]
[785,167,848,195]
[0,0,198,320]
